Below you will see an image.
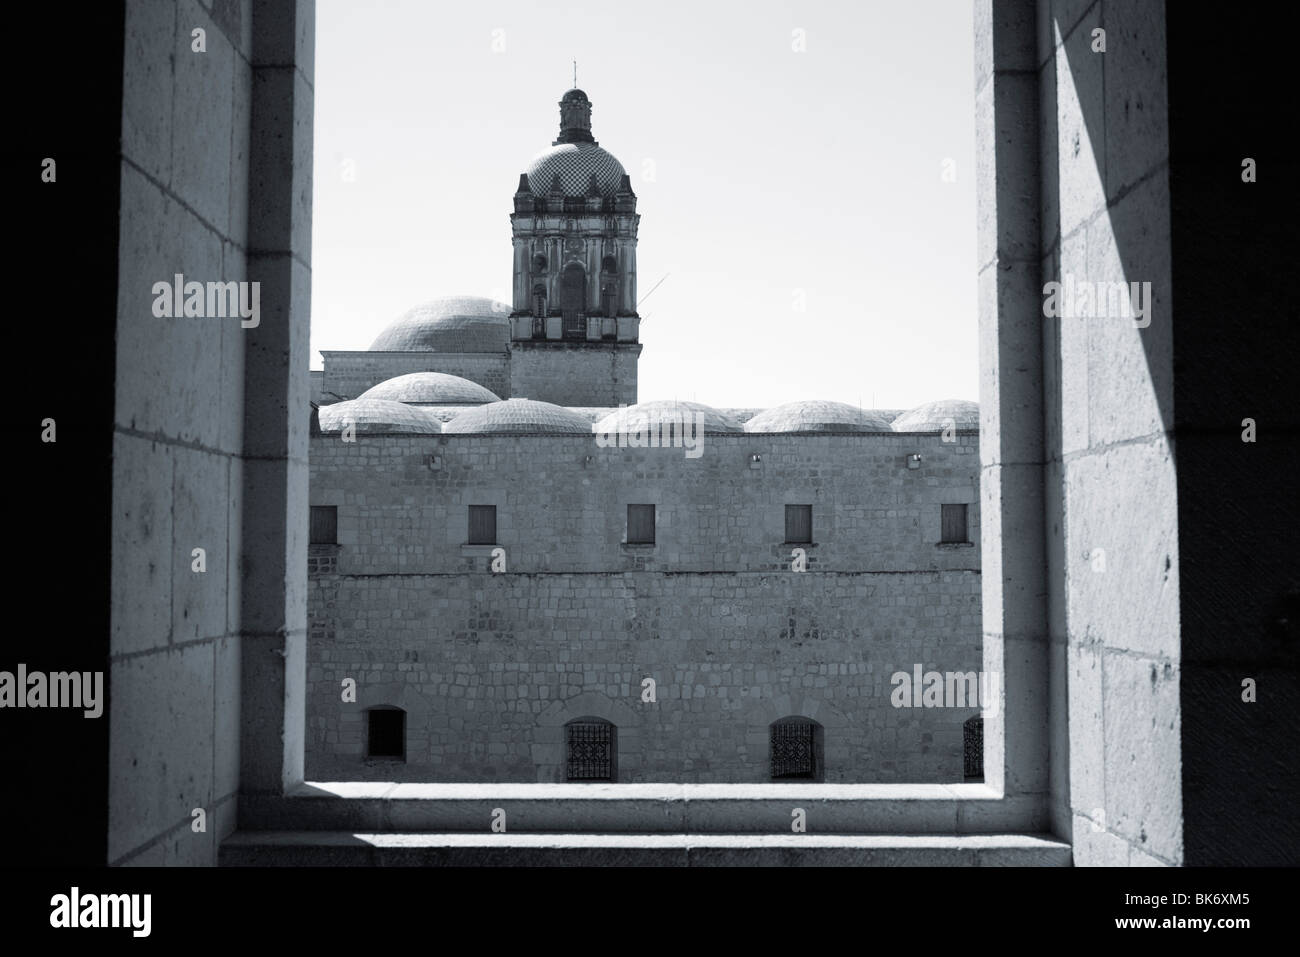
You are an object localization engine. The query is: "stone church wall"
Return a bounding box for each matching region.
[306,431,982,782]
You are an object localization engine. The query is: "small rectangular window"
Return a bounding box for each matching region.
[627,504,655,544]
[367,708,405,760]
[785,504,812,544]
[309,505,337,545]
[468,505,497,545]
[941,504,968,544]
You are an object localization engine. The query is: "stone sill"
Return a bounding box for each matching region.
[620,543,655,549]
[936,542,975,548]
[237,781,1049,837]
[221,831,1070,866]
[294,781,1000,800]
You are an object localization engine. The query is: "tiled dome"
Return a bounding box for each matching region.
[316,399,443,434]
[358,372,500,406]
[442,398,593,434]
[368,297,511,352]
[744,400,895,433]
[594,400,743,434]
[891,399,980,432]
[526,142,626,197]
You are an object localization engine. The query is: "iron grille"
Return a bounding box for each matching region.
[941,504,968,543]
[771,720,816,779]
[566,720,615,781]
[964,716,984,779]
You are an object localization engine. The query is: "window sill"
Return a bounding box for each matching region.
[621,543,656,549]
[936,542,975,548]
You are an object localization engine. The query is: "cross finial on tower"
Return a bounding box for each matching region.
[573,59,577,88]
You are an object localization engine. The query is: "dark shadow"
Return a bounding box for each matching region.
[1061,3,1299,865]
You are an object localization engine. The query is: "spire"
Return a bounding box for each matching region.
[554,87,596,145]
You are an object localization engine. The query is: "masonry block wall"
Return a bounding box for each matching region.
[509,342,641,407]
[1032,0,1181,865]
[306,432,981,782]
[109,0,253,868]
[109,0,313,867]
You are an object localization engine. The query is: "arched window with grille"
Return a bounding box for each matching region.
[769,716,823,781]
[963,716,983,780]
[565,716,616,781]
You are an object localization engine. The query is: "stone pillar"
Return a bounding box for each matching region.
[512,238,526,312]
[240,0,314,801]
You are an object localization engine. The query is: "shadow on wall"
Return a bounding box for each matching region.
[1057,2,1299,866]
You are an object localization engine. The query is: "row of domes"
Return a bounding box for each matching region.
[317,385,979,436]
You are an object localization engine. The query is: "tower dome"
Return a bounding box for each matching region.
[522,87,626,197]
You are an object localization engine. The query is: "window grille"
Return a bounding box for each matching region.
[771,718,818,780]
[566,719,615,781]
[964,716,984,780]
[310,505,337,545]
[941,504,968,543]
[785,505,812,544]
[468,505,497,545]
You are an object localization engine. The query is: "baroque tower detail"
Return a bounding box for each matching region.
[509,89,641,363]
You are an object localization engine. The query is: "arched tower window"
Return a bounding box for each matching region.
[769,716,823,781]
[565,716,616,781]
[599,255,619,317]
[366,706,405,761]
[963,716,983,780]
[532,283,547,320]
[560,263,586,339]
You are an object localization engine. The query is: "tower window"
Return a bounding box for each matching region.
[468,505,497,545]
[532,254,547,272]
[560,263,586,338]
[964,716,983,780]
[565,717,616,781]
[310,505,337,545]
[941,504,968,543]
[367,707,405,760]
[627,504,655,544]
[601,255,618,273]
[532,283,547,319]
[770,716,823,781]
[785,505,812,544]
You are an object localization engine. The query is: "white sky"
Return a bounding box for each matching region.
[311,0,977,410]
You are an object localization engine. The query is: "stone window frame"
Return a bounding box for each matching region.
[238,1,1057,849]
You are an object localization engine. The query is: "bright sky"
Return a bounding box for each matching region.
[311,0,977,410]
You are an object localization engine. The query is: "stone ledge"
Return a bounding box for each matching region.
[220,831,1070,866]
[236,782,1049,835]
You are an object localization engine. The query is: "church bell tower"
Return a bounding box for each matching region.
[506,87,642,407]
